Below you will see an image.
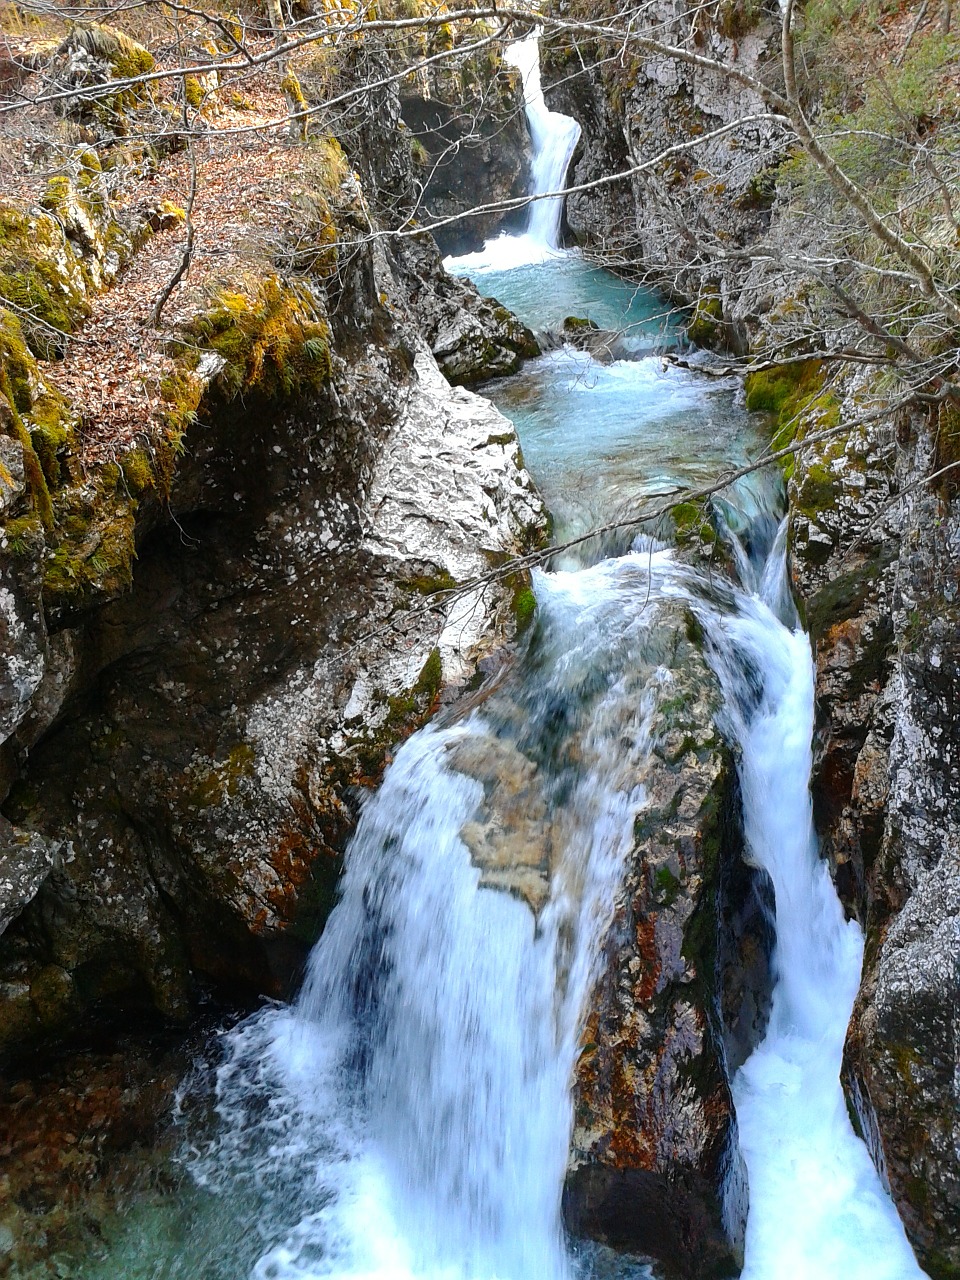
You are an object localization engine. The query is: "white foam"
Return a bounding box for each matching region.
[698,567,928,1280]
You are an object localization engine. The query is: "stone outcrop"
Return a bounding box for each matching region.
[400,51,533,256]
[537,2,959,1266]
[561,604,771,1280]
[542,2,786,339]
[0,321,545,1048]
[392,233,540,385]
[0,121,546,1053]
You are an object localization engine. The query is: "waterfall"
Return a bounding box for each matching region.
[193,557,684,1280]
[160,106,930,1270]
[504,33,581,249]
[444,32,580,273]
[188,520,928,1280]
[689,541,928,1280]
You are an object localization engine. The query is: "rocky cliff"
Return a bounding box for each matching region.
[785,374,960,1278]
[562,608,764,1280]
[0,18,547,1052]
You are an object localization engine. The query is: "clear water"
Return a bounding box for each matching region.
[454,253,678,343]
[484,345,770,550]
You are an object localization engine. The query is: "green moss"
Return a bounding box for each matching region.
[0,338,54,529]
[512,583,537,633]
[345,646,447,784]
[413,647,443,700]
[3,514,44,557]
[806,546,896,641]
[181,277,332,405]
[186,742,256,810]
[653,864,681,906]
[671,498,717,550]
[284,185,340,279]
[0,203,87,353]
[40,174,73,214]
[687,291,723,348]
[744,359,840,481]
[405,569,457,595]
[26,392,73,489]
[119,447,157,495]
[744,361,819,416]
[42,466,139,608]
[561,315,599,333]
[0,306,37,412]
[183,76,204,109]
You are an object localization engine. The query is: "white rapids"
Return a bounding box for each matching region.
[692,542,928,1280]
[193,555,687,1280]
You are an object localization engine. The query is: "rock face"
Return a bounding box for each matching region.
[400,57,533,255]
[0,164,546,1052]
[788,384,960,1277]
[0,328,545,1048]
[538,2,959,1265]
[392,234,540,385]
[562,605,771,1280]
[541,2,786,336]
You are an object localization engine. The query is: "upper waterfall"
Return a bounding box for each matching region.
[444,32,580,272]
[504,33,581,250]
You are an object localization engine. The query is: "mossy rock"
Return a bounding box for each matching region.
[0,202,87,352]
[179,277,332,405]
[687,292,724,349]
[0,313,55,528]
[512,583,537,633]
[41,461,139,610]
[744,359,841,481]
[671,498,718,551]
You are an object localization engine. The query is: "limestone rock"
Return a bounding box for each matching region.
[392,234,540,385]
[542,3,787,332]
[565,606,769,1280]
[0,224,546,1052]
[0,815,65,937]
[399,60,533,255]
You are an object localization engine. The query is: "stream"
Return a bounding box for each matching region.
[66,32,927,1280]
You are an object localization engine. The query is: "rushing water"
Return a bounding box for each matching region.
[66,31,929,1280]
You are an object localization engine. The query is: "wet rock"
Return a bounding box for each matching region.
[0,816,66,938]
[0,1028,191,1277]
[541,3,787,330]
[399,57,533,255]
[565,608,765,1279]
[0,196,546,1051]
[449,733,553,912]
[392,234,540,385]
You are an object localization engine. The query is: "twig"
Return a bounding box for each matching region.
[151,140,197,327]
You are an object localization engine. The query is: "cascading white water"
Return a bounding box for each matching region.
[506,34,581,249]
[682,542,929,1280]
[170,40,932,1277]
[444,31,580,273]
[194,562,685,1280]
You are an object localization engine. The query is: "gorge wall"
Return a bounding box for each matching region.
[0,5,956,1279]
